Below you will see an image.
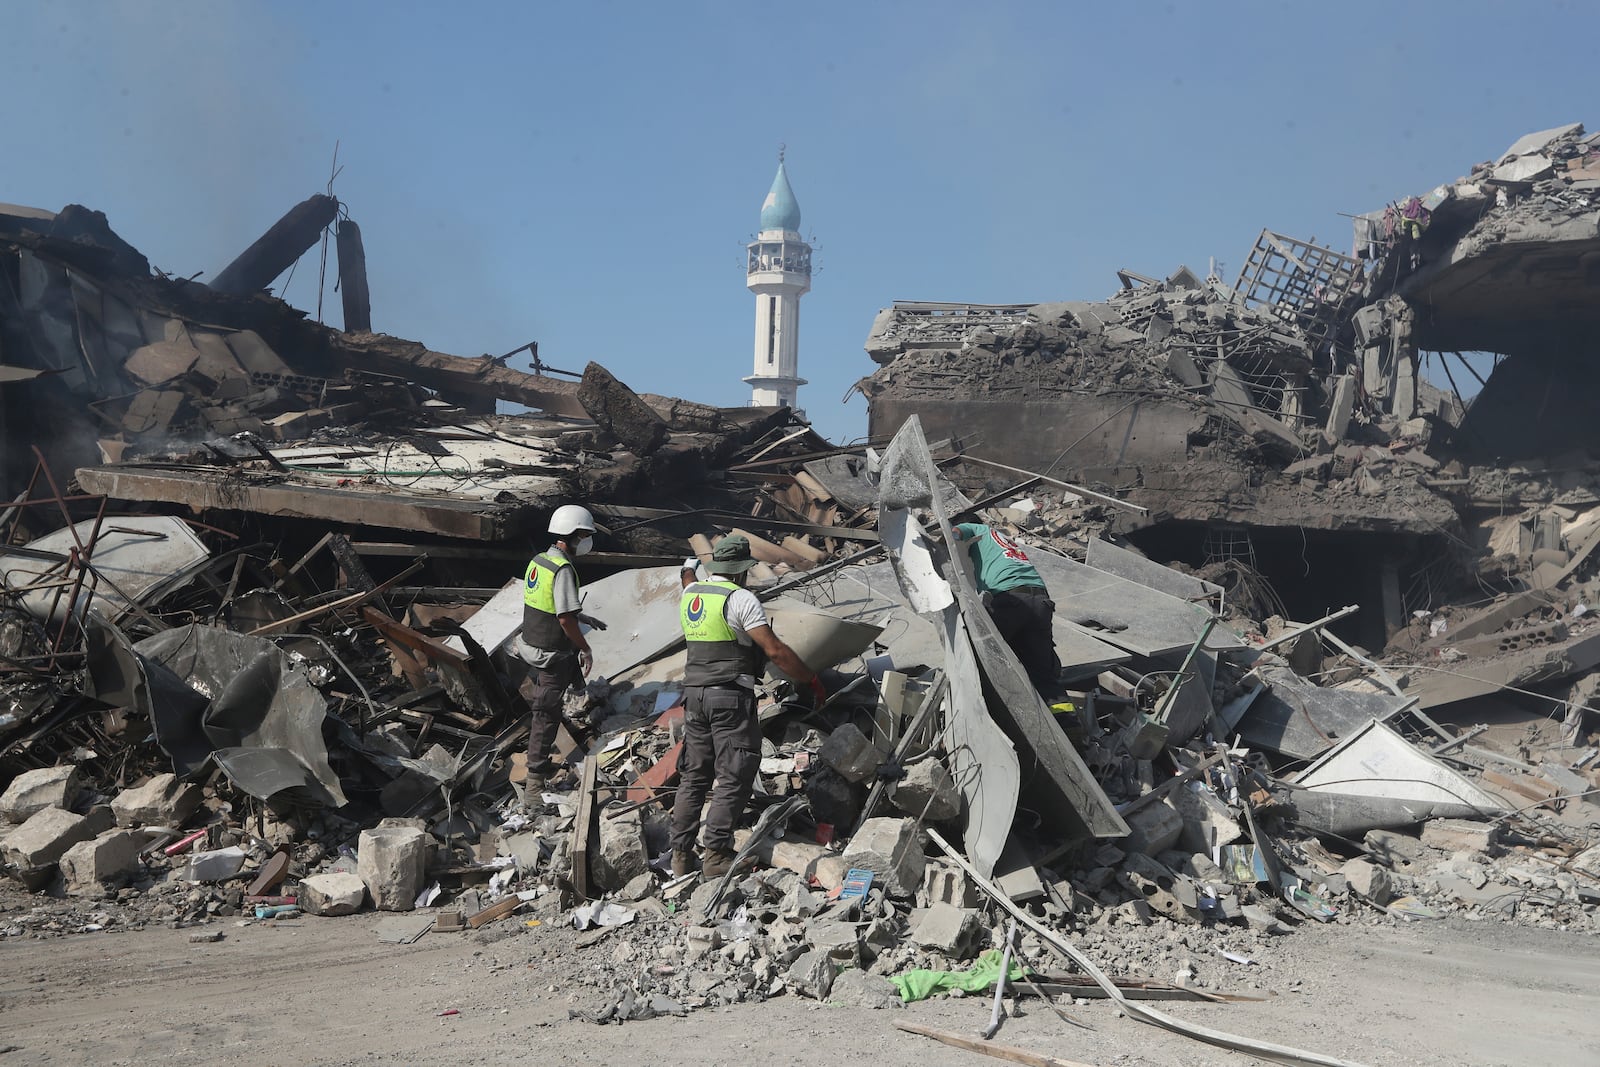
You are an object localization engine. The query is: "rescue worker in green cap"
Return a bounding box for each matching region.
[671,534,825,877]
[511,503,598,797]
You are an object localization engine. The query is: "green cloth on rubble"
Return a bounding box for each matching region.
[890,948,1027,1003]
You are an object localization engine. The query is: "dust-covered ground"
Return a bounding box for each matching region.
[0,901,1595,1067]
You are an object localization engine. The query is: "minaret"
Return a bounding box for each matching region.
[744,150,811,409]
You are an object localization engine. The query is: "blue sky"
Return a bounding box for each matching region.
[5,1,1595,442]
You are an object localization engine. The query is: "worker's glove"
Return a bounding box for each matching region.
[682,556,701,573]
[808,675,828,706]
[578,650,594,677]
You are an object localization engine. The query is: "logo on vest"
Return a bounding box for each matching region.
[526,569,540,590]
[990,528,1030,562]
[686,595,706,622]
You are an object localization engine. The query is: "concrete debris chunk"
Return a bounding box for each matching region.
[592,806,649,891]
[2,806,96,870]
[785,950,837,1000]
[0,765,79,824]
[1122,797,1184,857]
[910,901,981,958]
[841,818,925,899]
[1339,857,1393,905]
[888,757,960,821]
[817,722,884,784]
[58,830,141,891]
[827,968,902,1009]
[301,871,368,916]
[110,773,202,828]
[357,826,430,911]
[1421,819,1498,854]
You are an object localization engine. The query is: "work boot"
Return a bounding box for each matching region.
[700,848,737,879]
[671,850,698,877]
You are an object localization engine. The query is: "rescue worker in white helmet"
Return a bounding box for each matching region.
[511,503,597,796]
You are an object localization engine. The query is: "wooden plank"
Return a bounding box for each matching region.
[360,606,473,672]
[894,1023,1099,1067]
[572,753,600,899]
[466,897,520,928]
[1482,769,1559,803]
[247,560,422,636]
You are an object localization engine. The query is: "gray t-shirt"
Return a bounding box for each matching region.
[718,582,769,689]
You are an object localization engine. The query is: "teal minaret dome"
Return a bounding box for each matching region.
[745,148,812,410]
[759,159,802,233]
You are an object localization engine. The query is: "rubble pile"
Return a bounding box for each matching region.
[3,122,1600,1067]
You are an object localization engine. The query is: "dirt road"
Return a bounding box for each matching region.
[0,908,1595,1067]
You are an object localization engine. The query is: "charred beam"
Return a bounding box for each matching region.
[210,194,340,295]
[335,218,371,333]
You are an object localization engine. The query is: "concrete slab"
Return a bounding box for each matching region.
[1406,628,1600,710]
[1026,547,1246,658]
[1497,122,1583,163]
[1085,538,1221,603]
[1237,662,1410,761]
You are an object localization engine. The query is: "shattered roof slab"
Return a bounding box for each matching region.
[75,464,530,541]
[1026,547,1246,659]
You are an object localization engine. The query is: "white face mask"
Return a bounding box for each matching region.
[573,536,594,556]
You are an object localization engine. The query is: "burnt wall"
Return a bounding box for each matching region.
[867,396,1204,483]
[1454,350,1600,461]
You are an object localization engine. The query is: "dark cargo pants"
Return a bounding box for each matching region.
[521,651,579,777]
[670,683,760,853]
[986,584,1062,692]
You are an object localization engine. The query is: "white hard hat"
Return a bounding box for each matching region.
[548,504,596,537]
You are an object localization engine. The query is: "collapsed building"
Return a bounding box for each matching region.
[1,123,1599,1067]
[860,121,1600,652]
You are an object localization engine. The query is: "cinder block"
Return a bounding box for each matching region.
[1122,798,1183,857]
[1421,818,1497,855]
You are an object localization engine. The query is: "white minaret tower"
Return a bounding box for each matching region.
[744,150,811,409]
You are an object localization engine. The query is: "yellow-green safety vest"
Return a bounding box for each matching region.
[522,552,578,650]
[680,580,763,687]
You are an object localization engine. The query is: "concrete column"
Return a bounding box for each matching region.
[1380,556,1404,639]
[1324,372,1356,442]
[1393,351,1417,420]
[1362,345,1387,398]
[1280,374,1310,427]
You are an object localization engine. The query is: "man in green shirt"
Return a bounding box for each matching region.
[952,523,1061,692]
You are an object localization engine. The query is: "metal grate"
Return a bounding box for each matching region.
[1233,230,1366,354]
[1203,525,1258,569]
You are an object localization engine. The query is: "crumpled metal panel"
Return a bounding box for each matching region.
[133,624,347,807]
[83,613,210,774]
[450,566,689,681]
[2,515,210,624]
[879,416,1019,878]
[762,599,884,679]
[881,415,1127,850]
